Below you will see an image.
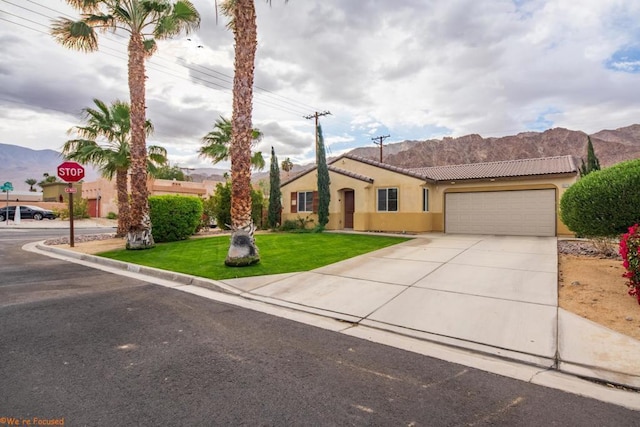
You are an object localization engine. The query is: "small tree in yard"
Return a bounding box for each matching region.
[579,136,601,177]
[316,124,330,230]
[210,181,263,231]
[267,147,282,229]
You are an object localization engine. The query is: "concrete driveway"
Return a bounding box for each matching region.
[224,234,558,365]
[222,233,640,388]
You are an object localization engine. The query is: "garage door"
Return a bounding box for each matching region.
[445,189,556,236]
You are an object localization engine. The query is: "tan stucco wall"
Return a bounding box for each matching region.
[282,158,429,232]
[281,158,579,235]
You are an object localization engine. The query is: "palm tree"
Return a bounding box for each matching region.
[25,178,37,192]
[51,0,200,249]
[62,99,167,237]
[38,173,59,190]
[281,157,293,177]
[199,116,265,170]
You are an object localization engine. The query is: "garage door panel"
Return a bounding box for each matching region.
[445,190,556,237]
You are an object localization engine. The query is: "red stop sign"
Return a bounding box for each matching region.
[57,161,85,182]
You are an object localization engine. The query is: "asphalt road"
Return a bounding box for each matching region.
[0,228,638,425]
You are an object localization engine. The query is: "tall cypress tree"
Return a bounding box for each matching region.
[317,124,331,228]
[267,146,282,229]
[579,136,601,177]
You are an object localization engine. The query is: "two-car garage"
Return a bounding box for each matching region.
[445,189,557,237]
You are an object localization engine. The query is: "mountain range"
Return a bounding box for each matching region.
[2,124,639,191]
[349,124,640,168]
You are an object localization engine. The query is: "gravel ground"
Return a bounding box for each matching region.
[44,233,117,246]
[558,239,621,259]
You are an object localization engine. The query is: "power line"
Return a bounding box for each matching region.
[304,111,332,163]
[2,0,323,117]
[371,134,390,163]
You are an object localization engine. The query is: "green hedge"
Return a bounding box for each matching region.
[560,159,640,237]
[210,181,264,230]
[149,195,203,242]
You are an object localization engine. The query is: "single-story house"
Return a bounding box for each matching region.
[280,154,580,237]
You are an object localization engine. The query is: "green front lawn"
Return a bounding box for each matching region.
[99,232,410,280]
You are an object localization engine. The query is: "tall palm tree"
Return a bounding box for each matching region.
[219,0,286,265]
[25,179,37,192]
[52,0,200,249]
[62,99,167,237]
[199,116,265,170]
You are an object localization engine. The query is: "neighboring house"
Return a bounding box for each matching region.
[41,182,82,203]
[81,177,223,218]
[280,154,579,237]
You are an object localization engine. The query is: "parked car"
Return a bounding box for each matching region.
[0,205,57,221]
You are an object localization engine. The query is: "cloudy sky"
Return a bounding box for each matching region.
[1,0,640,170]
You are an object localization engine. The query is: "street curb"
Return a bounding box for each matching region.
[35,242,241,296]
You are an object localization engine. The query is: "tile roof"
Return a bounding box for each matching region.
[328,165,374,183]
[282,154,578,186]
[332,154,433,181]
[411,155,579,181]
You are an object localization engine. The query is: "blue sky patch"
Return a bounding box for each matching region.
[525,107,561,131]
[606,46,640,73]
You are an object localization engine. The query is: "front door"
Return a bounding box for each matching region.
[344,190,354,228]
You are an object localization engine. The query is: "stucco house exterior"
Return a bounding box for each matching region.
[280,154,579,237]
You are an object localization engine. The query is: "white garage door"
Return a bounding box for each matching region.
[445,189,556,236]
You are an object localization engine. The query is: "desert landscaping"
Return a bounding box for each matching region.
[559,240,640,341]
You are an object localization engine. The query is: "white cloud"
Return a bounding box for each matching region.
[1,0,640,170]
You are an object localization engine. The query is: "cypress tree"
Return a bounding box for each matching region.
[580,136,601,177]
[267,146,282,229]
[317,124,331,228]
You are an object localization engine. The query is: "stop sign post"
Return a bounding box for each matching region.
[57,161,85,247]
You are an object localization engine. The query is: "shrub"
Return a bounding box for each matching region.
[620,224,640,305]
[149,195,203,242]
[279,215,314,232]
[210,181,264,230]
[55,197,90,220]
[106,211,118,220]
[560,159,640,237]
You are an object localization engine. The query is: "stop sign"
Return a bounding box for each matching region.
[57,161,85,182]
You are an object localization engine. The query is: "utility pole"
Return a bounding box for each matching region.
[304,111,331,163]
[372,134,390,163]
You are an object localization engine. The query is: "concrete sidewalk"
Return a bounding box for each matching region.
[29,233,640,409]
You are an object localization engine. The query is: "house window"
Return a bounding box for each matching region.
[377,188,398,212]
[422,188,429,212]
[298,191,314,212]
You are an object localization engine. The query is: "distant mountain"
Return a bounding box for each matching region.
[0,143,100,191]
[348,125,640,168]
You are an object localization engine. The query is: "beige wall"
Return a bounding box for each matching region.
[282,157,578,236]
[282,158,429,232]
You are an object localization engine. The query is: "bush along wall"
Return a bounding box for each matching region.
[560,159,640,237]
[149,195,203,243]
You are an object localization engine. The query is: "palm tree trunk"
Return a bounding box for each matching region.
[126,32,154,250]
[225,0,259,266]
[115,168,130,237]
